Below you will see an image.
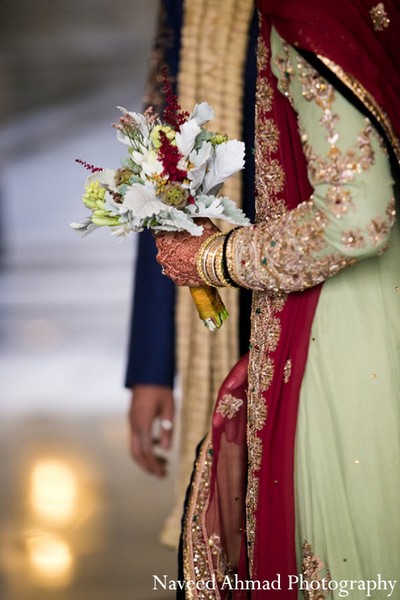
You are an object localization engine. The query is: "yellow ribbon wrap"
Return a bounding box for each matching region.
[189,287,229,331]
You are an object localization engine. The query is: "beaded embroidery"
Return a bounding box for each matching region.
[302,541,331,600]
[216,394,244,419]
[229,42,397,293]
[370,3,390,31]
[245,23,288,575]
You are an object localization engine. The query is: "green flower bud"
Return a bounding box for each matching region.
[93,208,108,217]
[161,183,188,209]
[82,197,97,209]
[210,132,228,146]
[82,181,106,208]
[91,215,120,227]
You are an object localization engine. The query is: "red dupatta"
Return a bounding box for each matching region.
[181,2,400,598]
[262,0,400,160]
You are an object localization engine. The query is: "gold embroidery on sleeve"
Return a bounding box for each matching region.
[296,56,335,112]
[342,229,366,249]
[367,215,392,247]
[273,42,295,102]
[325,188,355,219]
[232,202,355,292]
[386,197,396,223]
[230,49,394,293]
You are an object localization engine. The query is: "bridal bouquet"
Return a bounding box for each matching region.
[72,77,249,330]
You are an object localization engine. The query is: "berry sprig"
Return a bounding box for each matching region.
[161,67,190,131]
[75,159,103,173]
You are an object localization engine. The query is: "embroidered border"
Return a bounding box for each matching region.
[183,435,220,599]
[245,20,288,575]
[301,541,331,600]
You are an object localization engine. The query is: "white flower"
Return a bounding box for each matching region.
[140,150,164,179]
[187,142,212,193]
[175,119,201,157]
[122,182,165,219]
[190,102,215,125]
[121,184,205,235]
[131,144,149,165]
[186,194,250,226]
[202,140,245,194]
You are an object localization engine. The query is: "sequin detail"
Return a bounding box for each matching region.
[183,437,232,598]
[273,41,294,103]
[367,214,392,247]
[208,533,232,583]
[342,229,366,249]
[302,541,331,600]
[283,358,292,383]
[370,3,390,31]
[303,123,375,188]
[316,55,400,164]
[231,202,355,292]
[325,187,355,219]
[216,394,243,419]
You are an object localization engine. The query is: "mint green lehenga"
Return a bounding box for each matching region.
[270,31,400,595]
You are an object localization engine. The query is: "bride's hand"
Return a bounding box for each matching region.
[155,218,219,286]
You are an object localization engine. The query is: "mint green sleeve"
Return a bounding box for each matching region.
[228,28,396,293]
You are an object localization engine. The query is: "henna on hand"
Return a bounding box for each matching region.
[155,219,218,286]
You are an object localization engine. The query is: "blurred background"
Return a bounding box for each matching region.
[0,1,178,598]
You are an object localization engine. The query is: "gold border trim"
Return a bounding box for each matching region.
[317,55,400,164]
[182,434,217,600]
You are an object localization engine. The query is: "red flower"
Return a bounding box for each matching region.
[158,131,187,182]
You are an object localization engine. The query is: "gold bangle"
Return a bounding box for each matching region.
[215,240,236,288]
[225,227,245,287]
[196,232,225,287]
[204,236,225,287]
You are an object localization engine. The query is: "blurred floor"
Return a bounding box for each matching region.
[0,2,182,598]
[0,416,177,600]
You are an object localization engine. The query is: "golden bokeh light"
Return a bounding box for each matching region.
[30,459,77,523]
[26,532,73,584]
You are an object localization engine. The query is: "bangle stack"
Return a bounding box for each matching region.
[196,233,226,287]
[223,227,243,287]
[196,229,241,288]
